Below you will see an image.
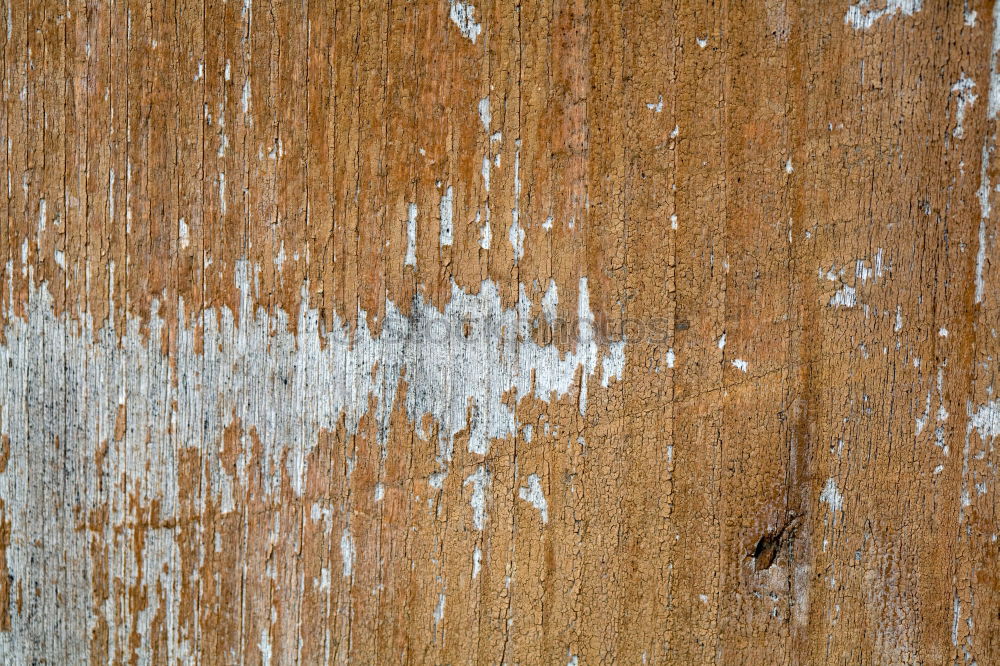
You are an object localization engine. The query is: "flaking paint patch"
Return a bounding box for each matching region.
[341,529,354,578]
[405,203,418,266]
[989,1,1000,119]
[0,257,616,660]
[509,142,525,263]
[449,0,482,43]
[820,478,844,515]
[518,474,548,523]
[601,340,626,387]
[951,75,976,139]
[439,186,454,247]
[464,466,489,530]
[844,0,923,30]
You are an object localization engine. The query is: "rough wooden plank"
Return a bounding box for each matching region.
[1,0,999,663]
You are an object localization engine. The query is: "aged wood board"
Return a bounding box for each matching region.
[1,0,999,663]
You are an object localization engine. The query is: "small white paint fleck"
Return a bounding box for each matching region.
[784,159,794,174]
[951,75,977,139]
[482,156,491,193]
[479,209,491,250]
[37,199,47,234]
[179,218,190,250]
[53,250,65,270]
[472,546,482,579]
[732,359,748,372]
[478,96,491,131]
[646,94,664,112]
[374,483,385,502]
[242,78,252,115]
[464,466,489,530]
[439,186,454,247]
[965,8,978,26]
[601,340,626,387]
[894,305,903,332]
[224,60,231,81]
[510,144,524,262]
[698,594,709,603]
[666,348,675,369]
[218,172,227,215]
[274,241,286,272]
[717,333,726,350]
[670,125,679,138]
[933,464,944,475]
[541,280,558,325]
[829,285,857,308]
[670,214,678,230]
[820,477,844,514]
[971,399,1000,439]
[542,215,553,231]
[844,0,923,31]
[939,327,949,338]
[696,37,708,48]
[975,217,987,304]
[433,593,446,625]
[341,528,354,578]
[989,0,1000,119]
[258,628,272,666]
[405,203,418,266]
[518,473,548,523]
[449,0,482,43]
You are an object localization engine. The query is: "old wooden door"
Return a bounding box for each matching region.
[1,0,998,663]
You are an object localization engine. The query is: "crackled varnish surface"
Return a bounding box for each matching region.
[1,0,999,663]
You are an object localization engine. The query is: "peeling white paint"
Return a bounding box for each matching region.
[478,96,491,131]
[541,280,559,326]
[449,0,482,43]
[990,1,1000,119]
[820,477,843,514]
[341,529,354,578]
[479,209,491,250]
[829,285,857,308]
[509,142,524,262]
[432,592,446,627]
[0,253,621,659]
[518,473,548,523]
[405,203,418,266]
[975,218,987,303]
[844,0,922,30]
[439,186,454,247]
[601,340,626,387]
[179,217,190,250]
[971,399,1000,439]
[242,78,252,115]
[732,359,748,372]
[219,171,227,215]
[472,545,482,579]
[951,75,976,139]
[464,466,489,530]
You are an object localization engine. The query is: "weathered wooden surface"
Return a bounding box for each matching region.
[1,0,999,663]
